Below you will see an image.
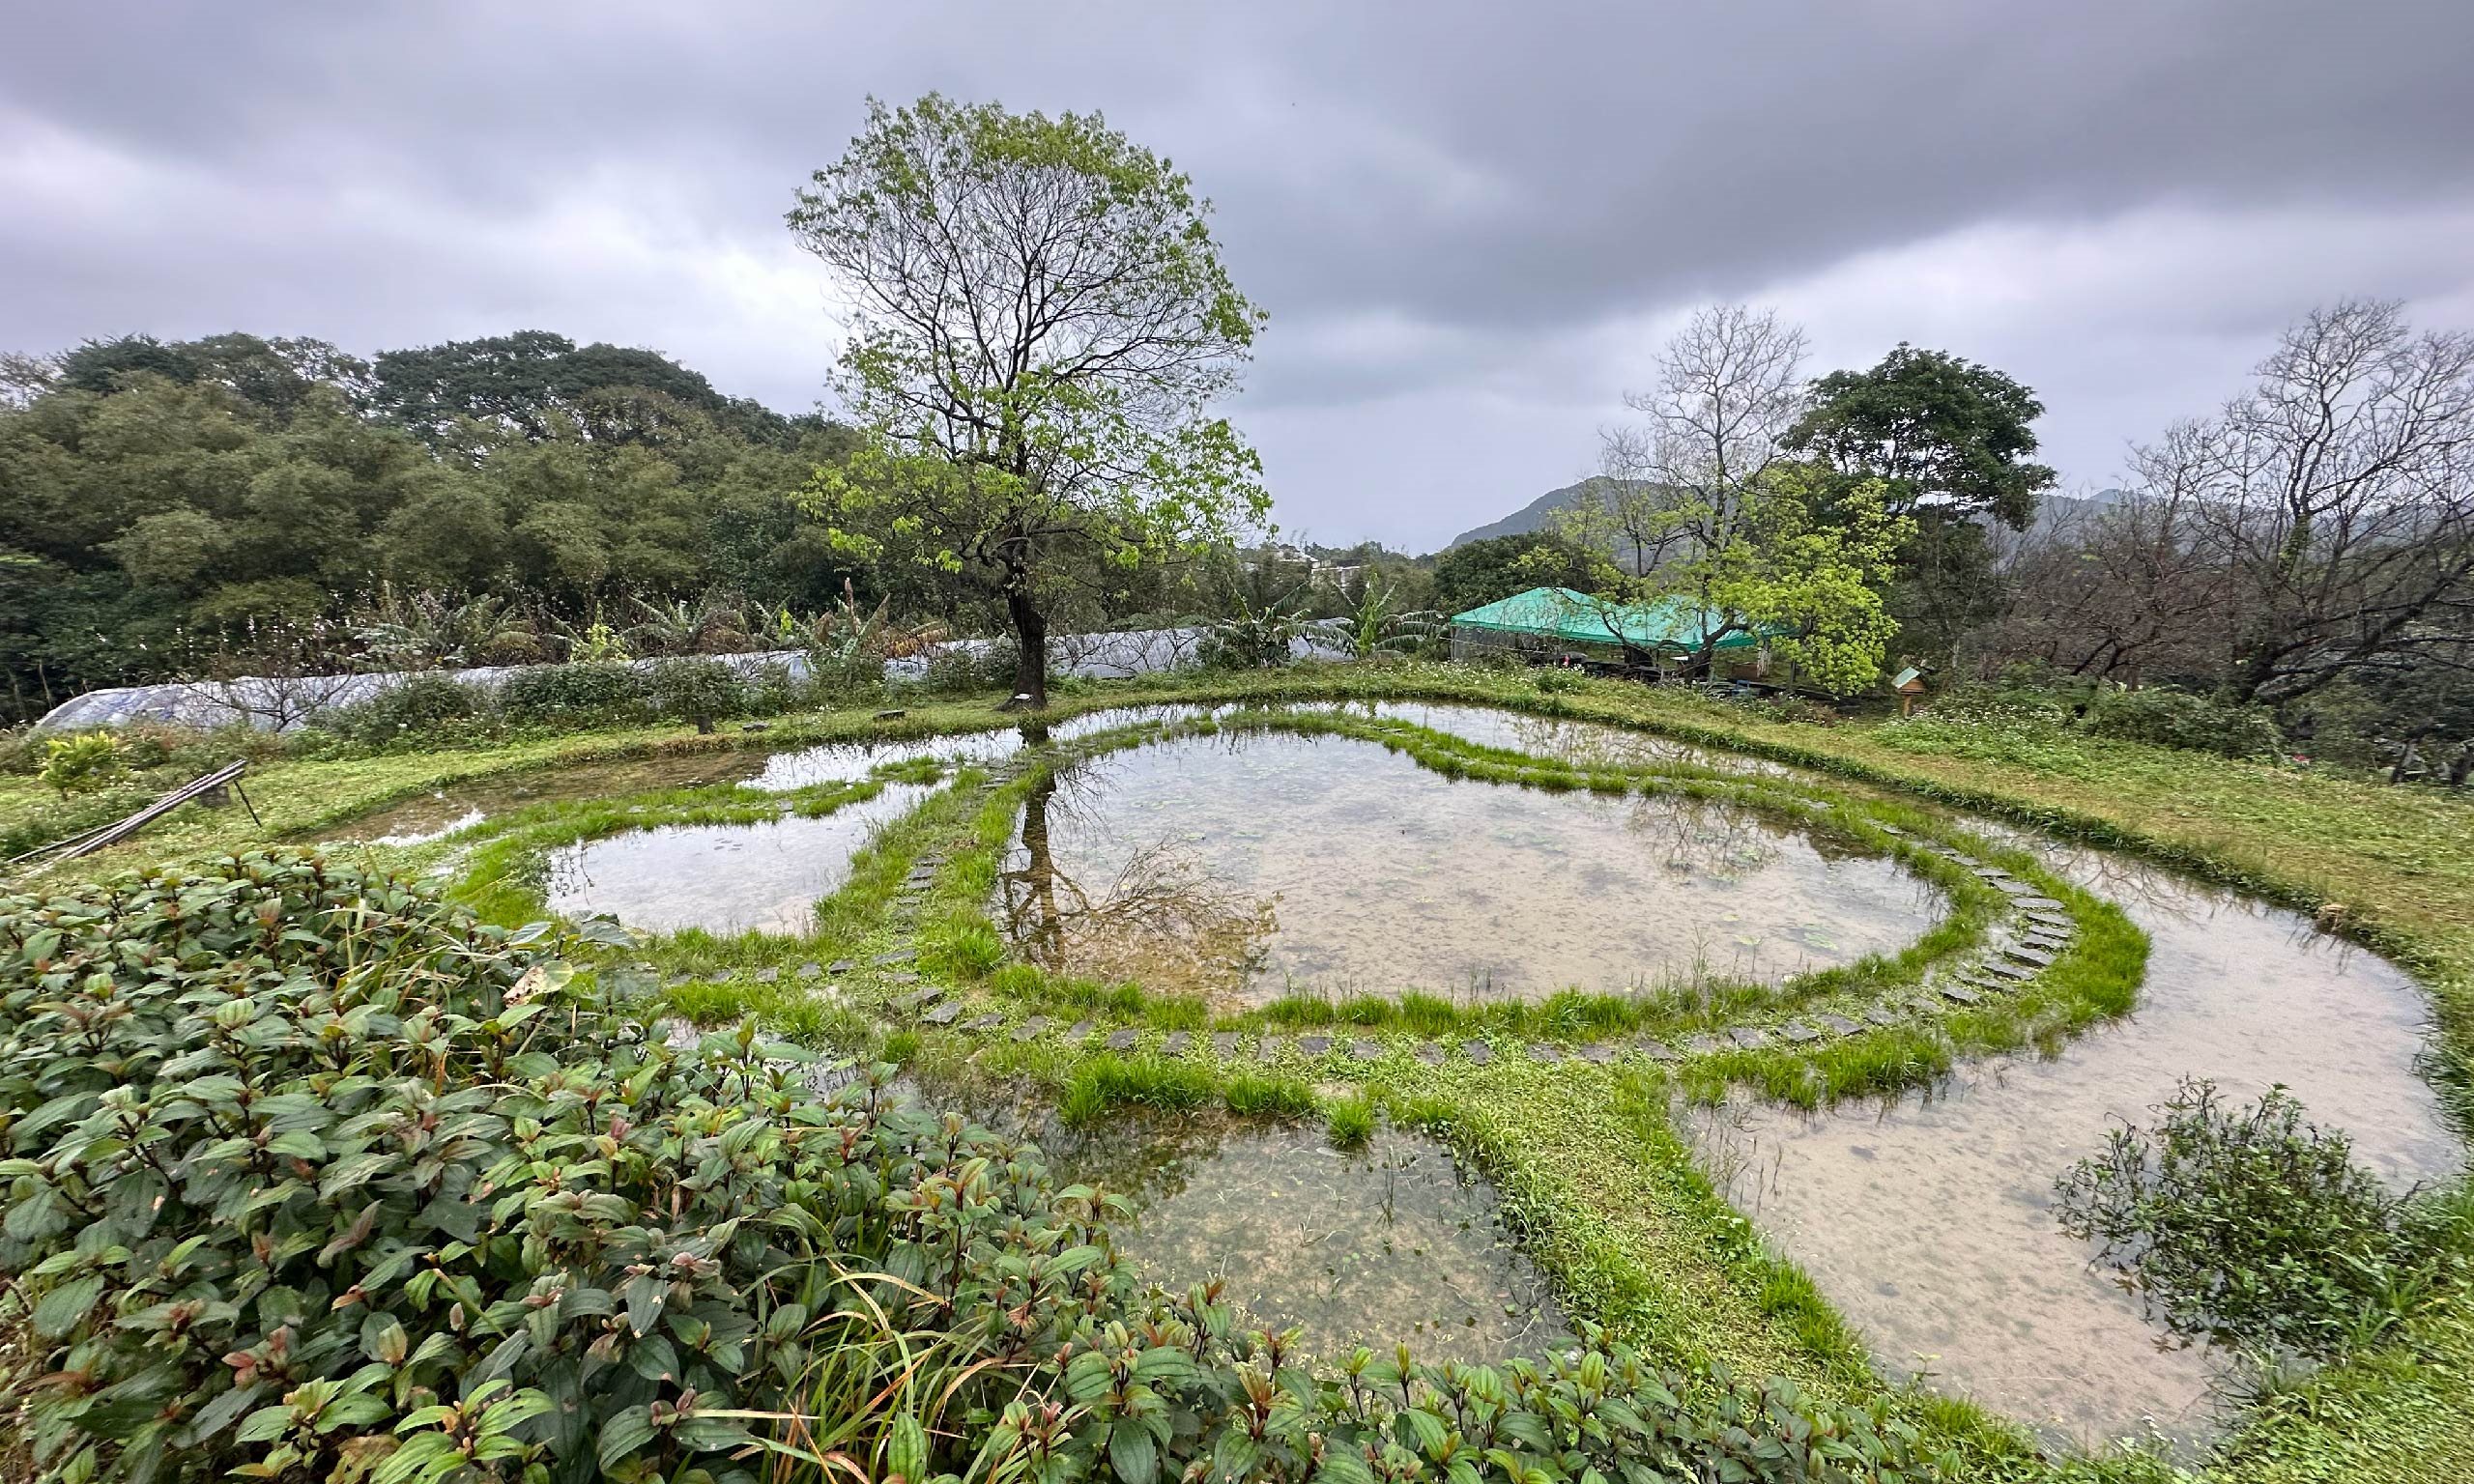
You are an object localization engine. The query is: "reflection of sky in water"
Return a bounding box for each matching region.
[753,705,1208,789]
[543,784,935,935]
[1687,839,2455,1455]
[999,729,1940,1004]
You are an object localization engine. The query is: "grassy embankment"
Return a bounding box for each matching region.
[5,661,2469,1482]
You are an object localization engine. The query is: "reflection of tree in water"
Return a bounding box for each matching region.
[996,761,1280,1001]
[1623,793,1787,880]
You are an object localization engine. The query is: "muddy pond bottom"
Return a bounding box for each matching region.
[1042,1118,1569,1364]
[1683,841,2456,1455]
[997,728,1939,1004]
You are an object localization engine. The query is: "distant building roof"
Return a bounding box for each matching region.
[1447,587,1768,652]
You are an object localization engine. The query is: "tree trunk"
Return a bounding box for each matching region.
[1004,581,1049,709]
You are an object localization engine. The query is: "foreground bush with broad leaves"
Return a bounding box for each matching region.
[1,853,1941,1484]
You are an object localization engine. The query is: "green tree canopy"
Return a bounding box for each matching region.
[790,94,1268,707]
[1430,533,1611,616]
[1786,343,2055,529]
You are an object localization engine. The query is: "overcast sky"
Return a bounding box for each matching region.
[7,2,2472,552]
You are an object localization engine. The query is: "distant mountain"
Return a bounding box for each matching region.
[1449,482,2134,554]
[1444,478,1618,550]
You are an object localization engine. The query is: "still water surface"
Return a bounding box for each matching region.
[996,728,1939,1004]
[1686,839,2455,1453]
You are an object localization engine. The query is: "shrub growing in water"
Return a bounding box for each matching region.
[0,855,1944,1484]
[2054,1077,2463,1356]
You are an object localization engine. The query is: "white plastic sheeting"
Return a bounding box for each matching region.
[34,626,1346,732]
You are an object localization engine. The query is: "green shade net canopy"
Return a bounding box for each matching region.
[1447,587,1769,655]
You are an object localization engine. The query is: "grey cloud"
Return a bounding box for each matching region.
[5,0,2472,548]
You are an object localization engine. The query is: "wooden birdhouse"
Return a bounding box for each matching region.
[1893,667,1927,716]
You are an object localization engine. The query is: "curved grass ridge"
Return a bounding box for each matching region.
[726,705,2147,1113]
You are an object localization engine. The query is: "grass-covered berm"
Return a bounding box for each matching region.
[3,659,2470,1483]
[0,853,1942,1484]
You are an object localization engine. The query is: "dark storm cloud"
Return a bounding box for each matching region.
[6,1,2473,547]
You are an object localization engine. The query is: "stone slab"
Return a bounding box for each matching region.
[1212,1032,1238,1057]
[1863,1005,1904,1027]
[1981,959,2035,981]
[1779,1020,1822,1044]
[753,967,780,984]
[1349,1040,1382,1061]
[1067,1019,1095,1041]
[963,1013,1002,1034]
[1011,1016,1050,1042]
[1527,1043,1562,1062]
[1939,984,1982,1004]
[1639,1040,1680,1062]
[1817,1014,1863,1037]
[923,1004,962,1026]
[1162,1031,1191,1057]
[1297,1035,1331,1057]
[1105,1029,1139,1051]
[1684,1034,1725,1056]
[1579,1043,1617,1065]
[1465,1041,1493,1066]
[798,962,822,979]
[1727,1026,1770,1050]
[1416,1042,1446,1066]
[1256,1037,1285,1061]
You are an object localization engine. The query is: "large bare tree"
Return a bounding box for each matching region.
[2138,300,2474,705]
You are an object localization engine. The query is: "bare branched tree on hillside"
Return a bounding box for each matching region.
[2139,300,2474,705]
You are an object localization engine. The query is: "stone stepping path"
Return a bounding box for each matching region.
[1012,1016,1050,1042]
[1162,1031,1191,1057]
[1466,1042,1493,1066]
[1297,1036,1331,1057]
[2002,944,2057,967]
[963,1013,1003,1034]
[1212,1032,1238,1057]
[923,1004,962,1026]
[1105,1028,1139,1051]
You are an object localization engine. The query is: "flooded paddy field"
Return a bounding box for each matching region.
[995,728,1940,1004]
[318,751,770,844]
[942,1090,1568,1364]
[542,781,938,935]
[1685,841,2456,1453]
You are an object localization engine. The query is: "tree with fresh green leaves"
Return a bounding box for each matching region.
[1561,464,1913,693]
[789,95,1269,708]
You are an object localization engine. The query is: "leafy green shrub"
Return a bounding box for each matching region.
[2084,687,2285,759]
[2055,1078,2463,1356]
[37,731,129,795]
[1534,668,1586,695]
[318,673,486,745]
[918,638,1021,696]
[1,855,1943,1484]
[495,662,647,725]
[644,657,746,734]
